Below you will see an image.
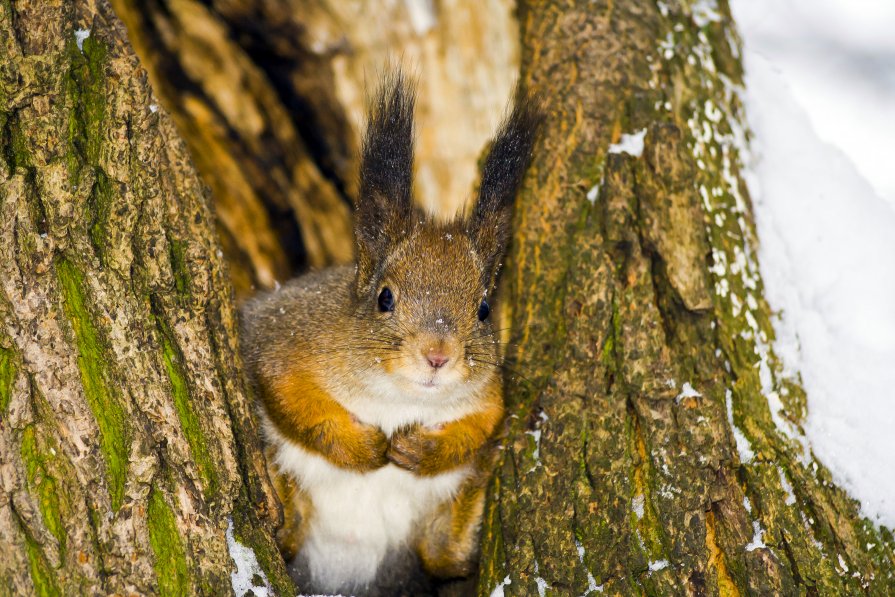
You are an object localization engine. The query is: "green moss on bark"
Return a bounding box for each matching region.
[0,347,14,412]
[2,111,30,173]
[167,239,191,299]
[155,315,218,496]
[147,487,190,596]
[55,258,130,510]
[24,533,60,597]
[66,34,108,173]
[20,426,67,553]
[87,169,114,259]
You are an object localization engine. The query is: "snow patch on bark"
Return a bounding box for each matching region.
[575,539,603,595]
[74,28,90,52]
[226,518,271,597]
[608,129,647,157]
[675,382,701,404]
[691,0,721,27]
[489,575,512,597]
[725,389,754,463]
[745,520,767,552]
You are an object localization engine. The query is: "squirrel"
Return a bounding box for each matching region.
[239,71,542,596]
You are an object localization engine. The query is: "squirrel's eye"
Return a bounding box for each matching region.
[378,287,395,312]
[477,299,490,322]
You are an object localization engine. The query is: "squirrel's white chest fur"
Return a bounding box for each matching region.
[263,371,482,593]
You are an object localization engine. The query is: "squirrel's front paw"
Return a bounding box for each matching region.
[310,419,388,472]
[388,424,461,476]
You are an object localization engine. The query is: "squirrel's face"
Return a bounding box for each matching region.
[356,223,497,392]
[351,71,541,394]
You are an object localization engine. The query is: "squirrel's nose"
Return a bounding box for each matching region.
[425,349,450,369]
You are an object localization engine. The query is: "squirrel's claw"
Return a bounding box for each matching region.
[387,424,456,476]
[386,423,426,472]
[386,447,420,473]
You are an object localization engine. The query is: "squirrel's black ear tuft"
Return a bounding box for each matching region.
[470,87,544,287]
[356,70,417,288]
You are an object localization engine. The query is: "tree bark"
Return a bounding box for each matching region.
[4,1,893,596]
[0,1,291,594]
[478,1,895,595]
[110,0,356,298]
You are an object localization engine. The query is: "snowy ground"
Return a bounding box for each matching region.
[732,1,895,206]
[731,0,895,527]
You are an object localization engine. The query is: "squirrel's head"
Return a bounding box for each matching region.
[351,71,542,393]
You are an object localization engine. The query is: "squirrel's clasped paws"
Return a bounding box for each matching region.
[387,423,463,476]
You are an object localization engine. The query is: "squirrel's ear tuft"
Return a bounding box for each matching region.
[356,70,417,287]
[469,87,544,286]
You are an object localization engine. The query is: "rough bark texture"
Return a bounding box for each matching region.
[4,0,893,595]
[478,1,895,595]
[110,0,356,298]
[0,1,291,594]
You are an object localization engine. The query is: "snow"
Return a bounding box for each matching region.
[745,520,767,552]
[675,382,701,403]
[837,553,849,573]
[74,28,90,52]
[608,129,647,157]
[732,1,895,206]
[586,184,600,203]
[527,428,542,464]
[725,389,754,464]
[777,466,797,506]
[226,518,271,597]
[691,0,721,28]
[575,539,602,595]
[731,2,895,527]
[526,411,548,472]
[535,576,549,597]
[489,575,512,597]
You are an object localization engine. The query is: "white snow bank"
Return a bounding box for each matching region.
[732,0,895,206]
[738,50,895,527]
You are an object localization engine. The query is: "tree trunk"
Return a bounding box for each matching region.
[4,0,893,595]
[110,0,357,298]
[0,1,291,594]
[478,1,895,595]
